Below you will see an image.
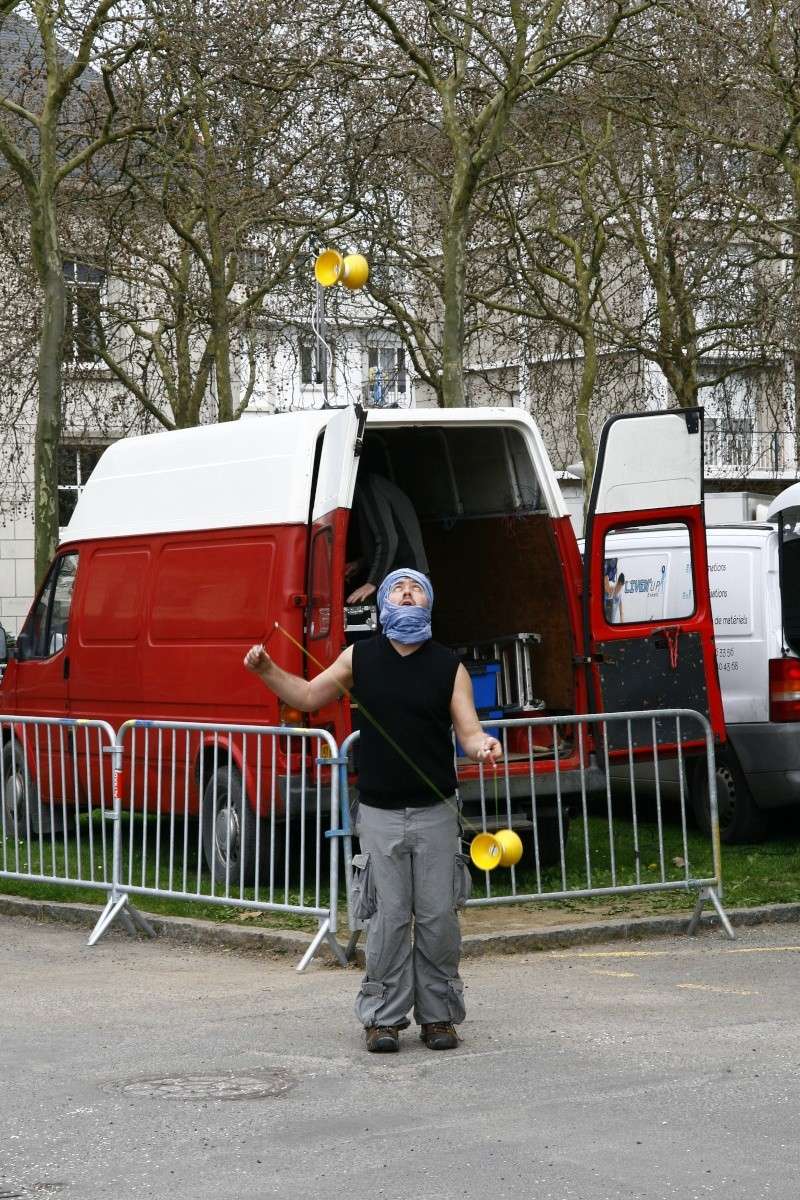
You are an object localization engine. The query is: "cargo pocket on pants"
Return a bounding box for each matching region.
[446,977,466,1023]
[453,852,473,911]
[351,852,377,921]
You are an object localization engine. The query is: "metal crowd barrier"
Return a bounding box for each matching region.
[340,708,733,946]
[0,715,346,971]
[0,708,733,970]
[0,715,116,891]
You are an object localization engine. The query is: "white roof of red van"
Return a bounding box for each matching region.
[64,410,333,541]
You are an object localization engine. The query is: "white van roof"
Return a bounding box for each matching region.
[65,411,332,542]
[767,482,800,522]
[64,406,565,543]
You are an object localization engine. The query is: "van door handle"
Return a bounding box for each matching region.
[63,655,70,681]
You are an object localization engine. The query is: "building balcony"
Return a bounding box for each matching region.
[361,373,413,409]
[704,426,796,480]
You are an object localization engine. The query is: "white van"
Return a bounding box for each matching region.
[603,483,800,842]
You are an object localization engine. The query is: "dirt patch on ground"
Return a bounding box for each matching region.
[459,896,696,933]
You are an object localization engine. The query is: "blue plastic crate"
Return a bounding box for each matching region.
[467,661,500,709]
[457,663,501,755]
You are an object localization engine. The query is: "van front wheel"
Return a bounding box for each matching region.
[201,765,260,886]
[692,748,767,844]
[0,741,62,836]
[2,741,36,838]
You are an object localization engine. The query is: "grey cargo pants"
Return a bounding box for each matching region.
[352,800,472,1029]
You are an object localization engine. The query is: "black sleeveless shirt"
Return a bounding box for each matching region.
[351,636,459,808]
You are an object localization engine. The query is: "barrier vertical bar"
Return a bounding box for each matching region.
[688,716,734,939]
[88,725,155,946]
[296,730,347,972]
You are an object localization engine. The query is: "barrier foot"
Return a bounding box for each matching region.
[295,918,348,972]
[127,902,156,938]
[87,893,155,947]
[687,888,735,940]
[296,918,332,972]
[326,931,349,968]
[345,929,362,962]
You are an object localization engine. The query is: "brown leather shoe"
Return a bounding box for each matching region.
[420,1022,459,1050]
[365,1025,400,1053]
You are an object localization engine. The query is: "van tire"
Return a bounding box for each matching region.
[201,765,260,886]
[692,748,767,844]
[1,741,61,837]
[523,808,571,870]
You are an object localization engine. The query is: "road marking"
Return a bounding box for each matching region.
[550,950,672,959]
[677,983,759,996]
[724,946,800,954]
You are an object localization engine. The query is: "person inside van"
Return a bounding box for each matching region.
[244,568,501,1053]
[346,471,428,604]
[604,572,625,624]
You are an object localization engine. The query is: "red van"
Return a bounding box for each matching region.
[0,404,724,878]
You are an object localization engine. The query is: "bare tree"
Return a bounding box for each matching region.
[679,0,800,466]
[0,2,150,581]
[357,0,653,407]
[83,0,368,428]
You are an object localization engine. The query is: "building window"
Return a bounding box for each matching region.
[300,340,335,387]
[300,343,314,385]
[238,246,270,282]
[366,345,406,406]
[58,443,108,526]
[63,259,105,363]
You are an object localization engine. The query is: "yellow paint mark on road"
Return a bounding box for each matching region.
[677,983,759,996]
[551,950,671,959]
[588,969,639,978]
[724,946,800,954]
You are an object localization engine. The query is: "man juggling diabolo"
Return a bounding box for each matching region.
[244,567,501,1053]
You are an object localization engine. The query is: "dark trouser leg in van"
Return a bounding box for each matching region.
[353,801,466,1032]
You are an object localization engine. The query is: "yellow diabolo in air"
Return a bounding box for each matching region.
[314,248,369,290]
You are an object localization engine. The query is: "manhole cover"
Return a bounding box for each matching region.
[120,1068,296,1102]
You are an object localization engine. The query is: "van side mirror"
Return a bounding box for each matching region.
[15,630,30,661]
[0,626,8,663]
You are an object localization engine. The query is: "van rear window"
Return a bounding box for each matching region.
[151,540,274,642]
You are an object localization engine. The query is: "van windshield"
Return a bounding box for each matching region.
[779,506,800,656]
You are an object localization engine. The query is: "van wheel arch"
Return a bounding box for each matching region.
[691,744,767,844]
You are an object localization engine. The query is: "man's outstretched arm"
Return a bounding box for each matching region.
[244,644,354,712]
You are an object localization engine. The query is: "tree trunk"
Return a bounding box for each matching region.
[211,288,234,421]
[576,329,598,499]
[440,183,470,408]
[31,201,65,586]
[206,205,235,421]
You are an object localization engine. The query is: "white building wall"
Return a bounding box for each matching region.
[0,510,35,634]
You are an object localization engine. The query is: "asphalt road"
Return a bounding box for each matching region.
[1,917,798,1200]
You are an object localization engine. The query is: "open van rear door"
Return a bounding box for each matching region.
[305,405,365,741]
[583,408,725,748]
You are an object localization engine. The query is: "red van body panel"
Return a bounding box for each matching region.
[2,522,310,817]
